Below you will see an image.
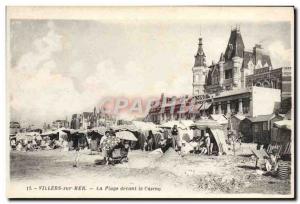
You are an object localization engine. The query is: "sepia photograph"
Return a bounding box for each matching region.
[6,6,294,199]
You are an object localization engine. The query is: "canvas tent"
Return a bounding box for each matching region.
[209,128,228,155]
[179,120,195,128]
[159,120,193,142]
[116,131,137,141]
[159,121,187,130]
[111,124,138,132]
[131,121,158,132]
[41,129,68,140]
[190,120,228,155]
[209,114,228,125]
[88,126,107,135]
[270,120,292,156]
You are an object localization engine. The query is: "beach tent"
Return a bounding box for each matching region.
[57,129,68,140]
[179,120,194,128]
[116,131,138,141]
[159,120,194,143]
[111,124,138,132]
[131,121,158,132]
[131,121,162,149]
[209,128,228,155]
[41,130,58,136]
[41,129,67,140]
[209,114,228,125]
[61,128,77,135]
[178,120,194,142]
[190,120,228,155]
[159,121,187,130]
[88,126,106,135]
[270,120,292,156]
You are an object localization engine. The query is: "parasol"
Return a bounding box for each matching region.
[101,136,121,150]
[41,130,58,136]
[89,126,107,135]
[61,128,77,134]
[115,131,137,141]
[78,129,88,134]
[131,121,159,132]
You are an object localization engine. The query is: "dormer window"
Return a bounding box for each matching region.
[225,69,233,79]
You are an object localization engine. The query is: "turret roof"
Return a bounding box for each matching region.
[194,37,206,67]
[224,27,245,61]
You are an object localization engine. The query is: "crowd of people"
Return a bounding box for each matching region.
[142,125,216,156]
[10,135,69,152]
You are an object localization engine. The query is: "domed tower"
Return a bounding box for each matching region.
[192,37,208,96]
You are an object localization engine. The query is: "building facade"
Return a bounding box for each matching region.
[52,119,69,129]
[147,27,291,124]
[10,121,21,136]
[70,107,115,129]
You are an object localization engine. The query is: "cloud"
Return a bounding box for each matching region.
[9,22,86,124]
[268,41,292,68]
[83,59,191,99]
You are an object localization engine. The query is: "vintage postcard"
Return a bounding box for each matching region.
[6,6,294,199]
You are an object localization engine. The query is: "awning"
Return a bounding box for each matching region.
[199,102,212,110]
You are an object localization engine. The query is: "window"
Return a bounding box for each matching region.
[263,122,268,131]
[225,69,233,79]
[194,74,199,82]
[255,82,261,87]
[253,124,259,133]
[263,81,270,87]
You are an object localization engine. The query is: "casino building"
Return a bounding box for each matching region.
[146,27,292,124]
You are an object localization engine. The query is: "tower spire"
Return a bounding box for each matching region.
[200,26,202,37]
[194,36,206,67]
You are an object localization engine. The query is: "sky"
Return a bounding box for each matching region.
[8,9,292,125]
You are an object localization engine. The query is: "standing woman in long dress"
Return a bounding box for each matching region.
[100,131,110,164]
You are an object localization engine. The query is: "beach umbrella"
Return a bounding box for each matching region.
[78,129,88,134]
[89,127,106,135]
[116,131,137,141]
[35,135,42,140]
[41,130,57,136]
[61,128,77,134]
[101,136,121,150]
[16,133,26,141]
